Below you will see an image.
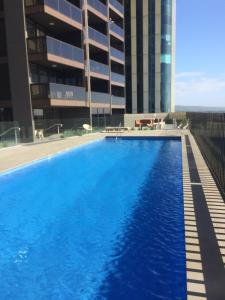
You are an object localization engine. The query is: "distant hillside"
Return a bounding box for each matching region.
[176,105,225,113]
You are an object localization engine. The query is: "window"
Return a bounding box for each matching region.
[33,109,44,117]
[39,68,48,83]
[0,19,7,56]
[161,54,171,64]
[30,64,39,83]
[0,0,3,11]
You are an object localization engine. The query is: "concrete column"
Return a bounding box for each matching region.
[3,0,34,142]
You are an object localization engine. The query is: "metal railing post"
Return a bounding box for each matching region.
[57,124,63,136]
[44,123,63,137]
[14,128,18,145]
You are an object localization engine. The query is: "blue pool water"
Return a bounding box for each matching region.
[0,137,186,300]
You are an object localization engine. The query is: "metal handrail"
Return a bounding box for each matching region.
[0,127,21,145]
[115,122,122,140]
[44,123,63,136]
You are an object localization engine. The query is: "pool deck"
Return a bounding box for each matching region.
[0,129,225,299]
[0,133,105,174]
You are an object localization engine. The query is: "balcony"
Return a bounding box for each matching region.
[88,27,109,50]
[31,83,87,107]
[87,0,108,19]
[91,92,110,107]
[111,72,125,86]
[110,47,125,64]
[109,0,124,16]
[110,22,124,40]
[24,0,82,30]
[111,95,125,108]
[89,60,109,79]
[27,36,84,69]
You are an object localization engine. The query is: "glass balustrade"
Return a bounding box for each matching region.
[91,92,110,104]
[110,47,125,61]
[27,36,84,63]
[111,72,125,84]
[88,27,108,47]
[109,0,124,14]
[110,22,124,38]
[87,0,107,16]
[31,83,86,101]
[111,95,125,106]
[24,0,82,24]
[90,60,109,76]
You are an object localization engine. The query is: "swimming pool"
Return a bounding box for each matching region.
[0,137,186,300]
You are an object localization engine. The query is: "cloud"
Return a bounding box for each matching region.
[175,72,225,107]
[175,72,205,79]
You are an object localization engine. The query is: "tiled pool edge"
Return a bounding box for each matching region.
[182,135,207,299]
[0,130,184,174]
[182,134,225,300]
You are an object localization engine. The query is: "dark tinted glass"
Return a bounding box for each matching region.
[125,0,132,113]
[0,63,11,100]
[148,0,155,112]
[0,0,3,11]
[136,0,143,113]
[161,0,172,112]
[0,19,7,56]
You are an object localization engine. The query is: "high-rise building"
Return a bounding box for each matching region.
[0,0,125,141]
[125,0,176,113]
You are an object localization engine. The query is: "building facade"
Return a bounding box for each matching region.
[0,0,125,141]
[125,0,175,113]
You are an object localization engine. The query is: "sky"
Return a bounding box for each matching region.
[176,0,225,107]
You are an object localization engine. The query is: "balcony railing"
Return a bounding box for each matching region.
[110,22,124,38]
[90,60,109,76]
[24,0,82,24]
[109,0,124,15]
[31,83,86,101]
[111,72,125,84]
[87,0,107,16]
[112,95,125,106]
[88,27,108,47]
[27,36,84,64]
[91,92,110,104]
[110,47,125,62]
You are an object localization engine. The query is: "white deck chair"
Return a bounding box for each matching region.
[83,124,92,133]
